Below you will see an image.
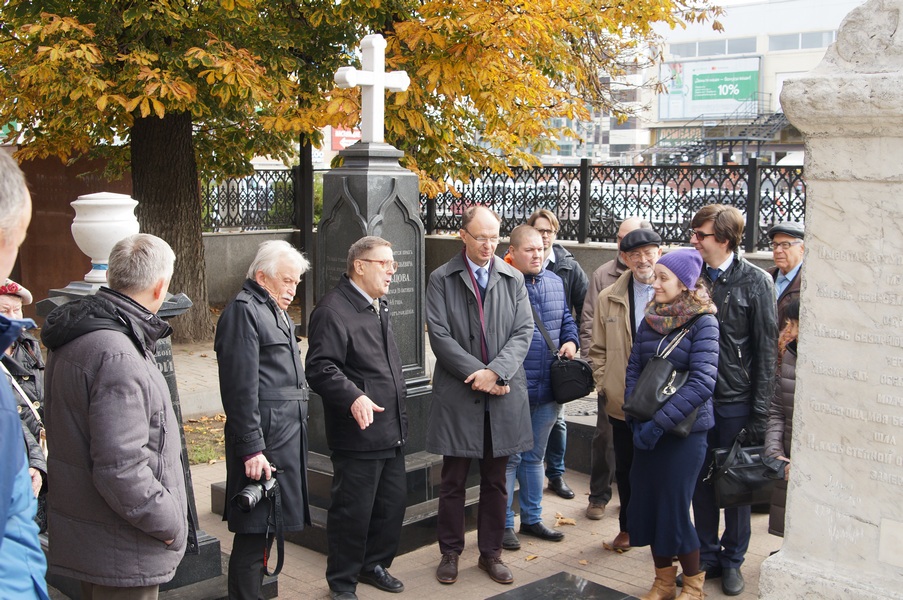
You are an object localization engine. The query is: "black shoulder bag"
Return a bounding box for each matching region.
[622,315,702,437]
[530,305,594,404]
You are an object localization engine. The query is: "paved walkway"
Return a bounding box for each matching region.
[176,339,781,600]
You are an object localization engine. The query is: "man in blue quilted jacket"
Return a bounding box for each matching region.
[501,225,579,552]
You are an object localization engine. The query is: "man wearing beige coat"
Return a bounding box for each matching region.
[588,229,662,552]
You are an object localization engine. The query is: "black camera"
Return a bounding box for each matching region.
[233,469,279,513]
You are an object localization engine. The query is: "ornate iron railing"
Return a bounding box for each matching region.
[202,159,805,253]
[422,158,805,252]
[201,169,295,231]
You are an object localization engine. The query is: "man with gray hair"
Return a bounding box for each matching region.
[43,233,189,599]
[215,240,312,599]
[0,150,50,599]
[306,236,407,600]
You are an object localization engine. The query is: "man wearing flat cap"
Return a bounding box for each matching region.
[587,228,662,552]
[767,222,804,330]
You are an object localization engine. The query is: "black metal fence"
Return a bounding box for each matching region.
[201,158,805,252]
[201,169,296,231]
[422,158,805,252]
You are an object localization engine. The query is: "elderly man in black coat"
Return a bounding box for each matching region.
[215,240,312,600]
[306,236,408,600]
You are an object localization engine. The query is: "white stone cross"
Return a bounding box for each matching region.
[334,34,410,145]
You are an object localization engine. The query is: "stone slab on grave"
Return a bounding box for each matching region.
[486,572,638,600]
[760,0,903,598]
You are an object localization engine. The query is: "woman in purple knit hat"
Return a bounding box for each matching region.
[624,249,720,600]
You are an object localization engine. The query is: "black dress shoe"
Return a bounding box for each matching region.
[519,521,564,541]
[548,477,575,499]
[502,527,521,550]
[330,592,358,600]
[358,565,404,593]
[722,567,745,596]
[677,560,721,586]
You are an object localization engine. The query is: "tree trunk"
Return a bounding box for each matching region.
[131,112,214,342]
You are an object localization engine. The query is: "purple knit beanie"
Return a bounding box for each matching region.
[657,249,703,290]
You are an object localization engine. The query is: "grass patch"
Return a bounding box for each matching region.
[183,414,226,465]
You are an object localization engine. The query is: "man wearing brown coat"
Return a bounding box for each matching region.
[588,229,662,552]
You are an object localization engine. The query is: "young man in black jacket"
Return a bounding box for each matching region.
[526,210,588,500]
[684,204,778,596]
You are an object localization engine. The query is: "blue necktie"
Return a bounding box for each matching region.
[775,274,789,297]
[476,267,488,289]
[707,267,721,282]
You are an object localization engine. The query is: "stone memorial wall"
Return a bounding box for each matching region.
[760,0,903,597]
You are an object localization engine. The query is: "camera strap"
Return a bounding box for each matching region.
[263,481,285,577]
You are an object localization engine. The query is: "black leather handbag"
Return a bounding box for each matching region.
[705,429,777,508]
[622,315,702,422]
[531,306,594,404]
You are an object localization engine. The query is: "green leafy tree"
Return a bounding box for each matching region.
[0,0,718,341]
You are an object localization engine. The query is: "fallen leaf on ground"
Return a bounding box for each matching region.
[554,514,577,526]
[578,559,588,565]
[525,555,538,561]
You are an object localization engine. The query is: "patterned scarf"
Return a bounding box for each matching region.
[644,297,716,335]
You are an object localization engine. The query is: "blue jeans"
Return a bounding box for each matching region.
[506,401,562,527]
[544,413,567,479]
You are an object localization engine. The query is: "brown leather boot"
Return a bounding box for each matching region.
[676,571,706,599]
[640,565,677,600]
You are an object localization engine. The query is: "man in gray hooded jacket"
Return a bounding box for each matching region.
[43,234,189,599]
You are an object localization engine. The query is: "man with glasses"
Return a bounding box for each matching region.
[682,204,778,596]
[526,210,588,500]
[588,228,663,554]
[579,216,652,520]
[766,222,804,329]
[426,206,533,587]
[306,236,407,600]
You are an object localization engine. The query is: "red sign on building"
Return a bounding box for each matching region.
[331,127,362,150]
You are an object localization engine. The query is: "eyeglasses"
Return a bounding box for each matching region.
[463,228,500,245]
[688,229,716,241]
[772,241,803,251]
[534,228,557,237]
[358,259,398,271]
[625,248,659,261]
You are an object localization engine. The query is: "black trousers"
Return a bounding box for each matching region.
[610,417,634,532]
[228,532,274,600]
[437,412,508,558]
[327,450,406,593]
[588,394,615,504]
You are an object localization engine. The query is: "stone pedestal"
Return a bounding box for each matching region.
[760,1,903,598]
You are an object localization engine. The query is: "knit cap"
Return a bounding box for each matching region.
[657,249,703,290]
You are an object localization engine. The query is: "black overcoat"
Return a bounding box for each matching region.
[215,279,311,533]
[305,275,407,453]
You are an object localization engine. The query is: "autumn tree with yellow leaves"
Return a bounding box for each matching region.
[0,0,720,341]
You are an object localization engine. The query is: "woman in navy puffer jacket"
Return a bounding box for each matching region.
[624,249,719,600]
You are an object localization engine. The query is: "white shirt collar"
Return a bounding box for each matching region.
[348,277,375,304]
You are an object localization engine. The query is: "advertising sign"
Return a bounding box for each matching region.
[331,126,362,150]
[659,57,761,121]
